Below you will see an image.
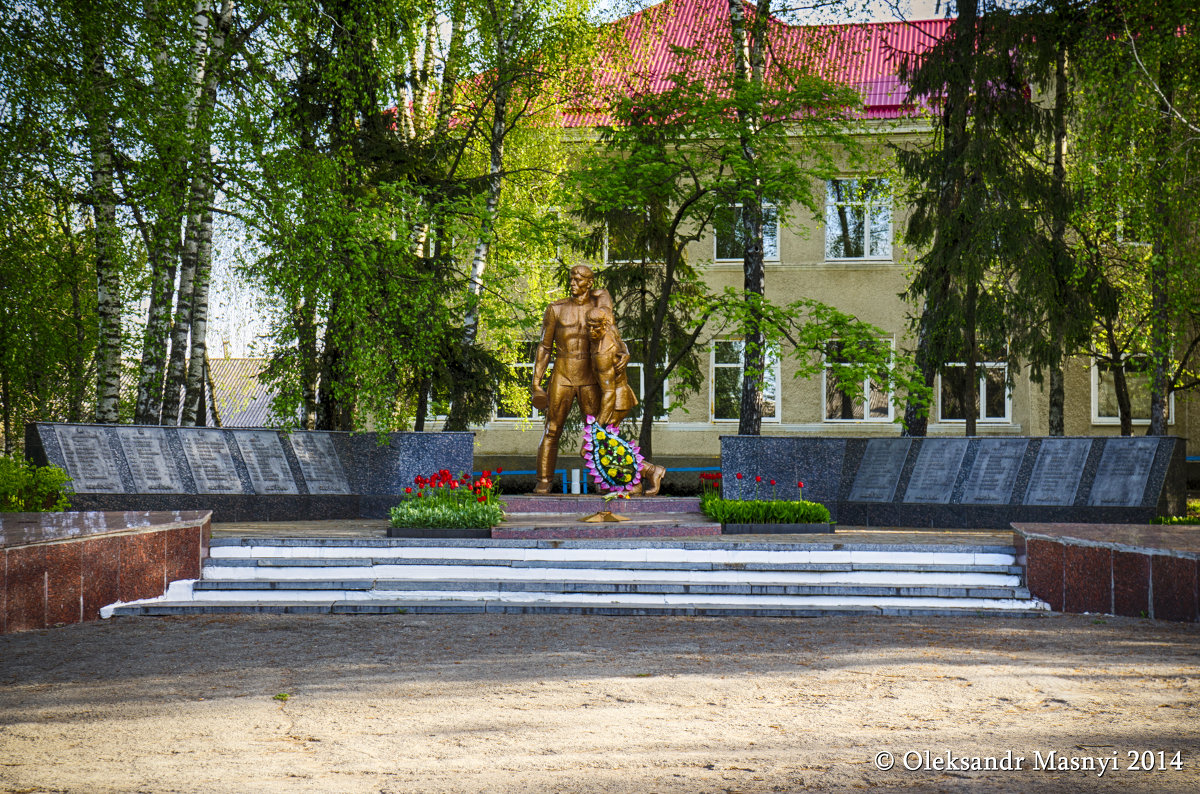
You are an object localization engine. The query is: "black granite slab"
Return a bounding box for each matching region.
[25,423,474,522]
[719,436,846,522]
[721,435,1186,529]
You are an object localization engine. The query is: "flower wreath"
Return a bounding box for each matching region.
[582,415,643,493]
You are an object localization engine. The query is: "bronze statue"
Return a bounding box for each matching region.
[531,265,610,494]
[530,264,665,496]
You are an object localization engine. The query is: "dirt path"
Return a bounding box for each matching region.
[2,613,1198,793]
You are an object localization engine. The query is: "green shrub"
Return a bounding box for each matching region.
[701,498,831,525]
[389,468,505,529]
[389,499,505,529]
[1151,515,1200,525]
[0,455,72,512]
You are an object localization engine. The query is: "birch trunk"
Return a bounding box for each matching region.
[461,0,522,345]
[182,197,214,425]
[82,23,122,424]
[182,1,233,425]
[162,0,215,425]
[443,0,519,431]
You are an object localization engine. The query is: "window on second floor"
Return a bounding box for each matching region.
[715,204,779,261]
[825,178,891,260]
[711,340,779,422]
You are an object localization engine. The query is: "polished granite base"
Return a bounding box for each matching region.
[1013,523,1200,622]
[1,511,211,634]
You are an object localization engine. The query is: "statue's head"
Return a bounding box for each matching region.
[569,265,594,297]
[586,307,613,339]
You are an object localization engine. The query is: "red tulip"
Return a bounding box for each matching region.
[496,467,503,474]
[770,480,776,486]
[797,481,805,488]
[755,475,762,483]
[405,487,412,494]
[736,473,743,480]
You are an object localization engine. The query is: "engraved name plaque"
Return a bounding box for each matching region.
[179,429,246,494]
[1088,437,1159,507]
[960,439,1029,505]
[114,427,185,493]
[904,439,969,504]
[232,430,298,495]
[849,439,911,502]
[55,426,124,493]
[287,433,350,494]
[1023,438,1091,506]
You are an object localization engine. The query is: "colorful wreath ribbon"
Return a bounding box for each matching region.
[582,415,644,493]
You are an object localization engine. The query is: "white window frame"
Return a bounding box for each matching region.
[936,361,1011,424]
[1090,356,1174,426]
[709,339,781,423]
[822,338,895,423]
[623,357,671,422]
[605,215,651,265]
[714,204,779,262]
[824,177,892,261]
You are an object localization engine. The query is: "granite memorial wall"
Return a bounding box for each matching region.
[25,423,474,522]
[721,435,1186,528]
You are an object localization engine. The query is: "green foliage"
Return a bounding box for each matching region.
[701,497,831,526]
[1067,0,1200,432]
[0,184,100,452]
[0,455,72,512]
[1151,515,1200,526]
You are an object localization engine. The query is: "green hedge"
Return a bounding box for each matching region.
[701,498,831,525]
[389,500,504,529]
[0,455,72,512]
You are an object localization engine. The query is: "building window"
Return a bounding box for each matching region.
[715,205,779,261]
[711,340,779,422]
[825,178,891,260]
[606,212,650,263]
[622,348,670,422]
[823,340,893,421]
[1092,357,1173,425]
[495,342,542,421]
[937,360,1010,423]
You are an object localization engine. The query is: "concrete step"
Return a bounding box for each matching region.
[192,578,1031,599]
[107,535,1048,620]
[113,597,1046,619]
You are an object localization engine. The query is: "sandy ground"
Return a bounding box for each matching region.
[1,612,1198,793]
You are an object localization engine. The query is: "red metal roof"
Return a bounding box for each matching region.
[560,0,951,126]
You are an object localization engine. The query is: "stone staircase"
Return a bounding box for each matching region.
[108,536,1050,618]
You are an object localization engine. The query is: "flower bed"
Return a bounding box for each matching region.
[699,471,832,529]
[389,469,505,530]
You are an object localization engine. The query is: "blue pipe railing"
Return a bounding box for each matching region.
[474,465,721,494]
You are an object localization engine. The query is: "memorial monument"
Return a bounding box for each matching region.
[530,265,665,495]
